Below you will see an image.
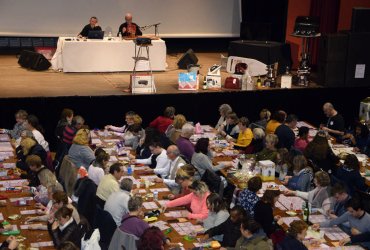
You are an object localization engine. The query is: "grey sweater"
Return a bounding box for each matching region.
[191,152,225,180]
[320,211,370,234]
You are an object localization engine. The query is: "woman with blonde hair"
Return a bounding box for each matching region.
[16,137,47,171]
[168,164,196,200]
[250,108,271,130]
[164,180,210,220]
[255,134,279,162]
[68,129,95,170]
[166,114,187,143]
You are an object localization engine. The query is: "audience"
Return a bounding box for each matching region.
[343,122,370,153]
[334,154,368,196]
[321,102,345,139]
[176,123,195,162]
[138,226,167,250]
[120,196,149,238]
[220,219,272,250]
[284,155,313,192]
[275,148,291,180]
[168,165,196,202]
[62,116,85,150]
[192,138,232,180]
[149,106,175,133]
[231,117,253,149]
[275,114,297,150]
[26,155,55,187]
[55,109,74,142]
[68,128,95,170]
[247,128,265,154]
[204,205,247,248]
[285,171,332,214]
[279,220,309,250]
[48,206,82,248]
[216,104,232,129]
[255,134,279,162]
[329,183,352,219]
[237,176,262,217]
[265,110,286,135]
[250,108,271,130]
[96,163,124,207]
[88,149,109,185]
[294,126,309,152]
[24,114,50,151]
[16,137,47,171]
[254,189,281,236]
[104,178,133,226]
[166,114,187,143]
[164,180,210,220]
[105,110,136,133]
[0,109,28,139]
[218,112,239,140]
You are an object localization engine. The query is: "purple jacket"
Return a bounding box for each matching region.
[119,214,149,238]
[176,136,195,162]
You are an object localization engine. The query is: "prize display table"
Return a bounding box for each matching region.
[51,37,167,72]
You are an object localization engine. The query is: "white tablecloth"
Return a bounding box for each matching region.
[51,37,167,72]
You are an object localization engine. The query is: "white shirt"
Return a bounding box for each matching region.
[163,156,185,188]
[136,149,170,178]
[32,129,49,151]
[88,164,105,186]
[104,190,131,226]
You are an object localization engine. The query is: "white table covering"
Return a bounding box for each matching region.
[51,37,167,72]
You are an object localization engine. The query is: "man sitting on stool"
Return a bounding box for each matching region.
[78,16,102,37]
[117,13,142,37]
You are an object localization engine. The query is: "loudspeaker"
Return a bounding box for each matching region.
[240,22,272,41]
[319,33,348,62]
[317,61,346,87]
[18,50,51,71]
[351,7,370,33]
[177,49,198,69]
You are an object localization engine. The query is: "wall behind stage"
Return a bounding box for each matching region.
[0,0,240,38]
[337,0,370,30]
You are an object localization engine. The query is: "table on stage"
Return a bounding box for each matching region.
[51,37,167,73]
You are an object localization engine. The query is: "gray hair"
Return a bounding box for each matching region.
[219,104,232,116]
[265,134,279,146]
[128,196,143,212]
[181,123,194,138]
[253,128,265,140]
[47,183,64,193]
[72,115,85,126]
[167,145,180,156]
[120,178,133,192]
[323,102,334,110]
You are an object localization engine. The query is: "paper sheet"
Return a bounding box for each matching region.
[143,202,159,210]
[280,216,301,226]
[321,227,349,241]
[149,220,170,230]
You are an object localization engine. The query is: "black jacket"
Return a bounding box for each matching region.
[205,218,242,247]
[73,177,97,226]
[117,22,142,36]
[16,144,47,171]
[254,200,277,236]
[278,235,308,250]
[48,220,82,248]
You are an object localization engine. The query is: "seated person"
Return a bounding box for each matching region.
[220,219,272,250]
[164,180,210,220]
[247,128,265,154]
[294,126,309,152]
[48,206,82,248]
[283,155,313,192]
[168,165,196,202]
[313,197,370,238]
[176,123,195,162]
[24,114,50,152]
[149,106,175,134]
[202,193,229,241]
[96,163,124,207]
[26,155,55,188]
[105,111,136,134]
[342,122,369,153]
[0,109,28,139]
[275,114,297,150]
[237,176,262,217]
[78,16,102,37]
[120,197,148,238]
[215,104,233,129]
[334,154,368,196]
[329,183,351,219]
[255,134,279,162]
[254,189,281,236]
[133,141,170,178]
[166,114,187,143]
[204,205,247,248]
[231,117,253,149]
[285,171,332,214]
[279,220,309,250]
[265,110,287,135]
[117,13,142,37]
[16,137,47,172]
[218,112,239,140]
[249,108,271,130]
[68,129,95,169]
[88,149,110,186]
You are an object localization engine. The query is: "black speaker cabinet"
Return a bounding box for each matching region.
[177,49,198,69]
[319,33,348,62]
[317,60,346,87]
[18,50,51,71]
[351,7,370,33]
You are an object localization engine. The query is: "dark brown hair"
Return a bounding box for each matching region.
[247,176,262,193]
[344,154,360,171]
[26,155,42,168]
[261,189,281,206]
[53,191,68,205]
[288,220,308,238]
[55,206,73,219]
[207,193,226,213]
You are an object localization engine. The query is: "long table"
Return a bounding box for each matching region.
[51,37,167,72]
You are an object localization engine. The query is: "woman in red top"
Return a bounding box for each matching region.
[149,106,175,133]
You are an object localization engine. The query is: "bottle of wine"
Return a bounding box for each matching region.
[303,201,309,223]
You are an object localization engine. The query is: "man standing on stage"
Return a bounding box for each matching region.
[78,17,102,37]
[117,13,142,37]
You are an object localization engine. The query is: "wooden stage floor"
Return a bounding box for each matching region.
[0,53,319,98]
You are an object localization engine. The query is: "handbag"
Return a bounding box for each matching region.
[224,76,241,89]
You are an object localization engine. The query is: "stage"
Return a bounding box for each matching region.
[0,53,369,151]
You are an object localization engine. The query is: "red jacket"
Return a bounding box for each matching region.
[149,116,173,133]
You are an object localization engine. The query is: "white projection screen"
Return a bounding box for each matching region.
[0,0,241,38]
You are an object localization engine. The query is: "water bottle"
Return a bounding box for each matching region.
[153,191,158,200]
[127,165,132,175]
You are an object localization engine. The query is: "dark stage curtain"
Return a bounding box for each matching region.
[309,0,340,68]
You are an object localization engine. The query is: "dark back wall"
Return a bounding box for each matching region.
[0,87,368,151]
